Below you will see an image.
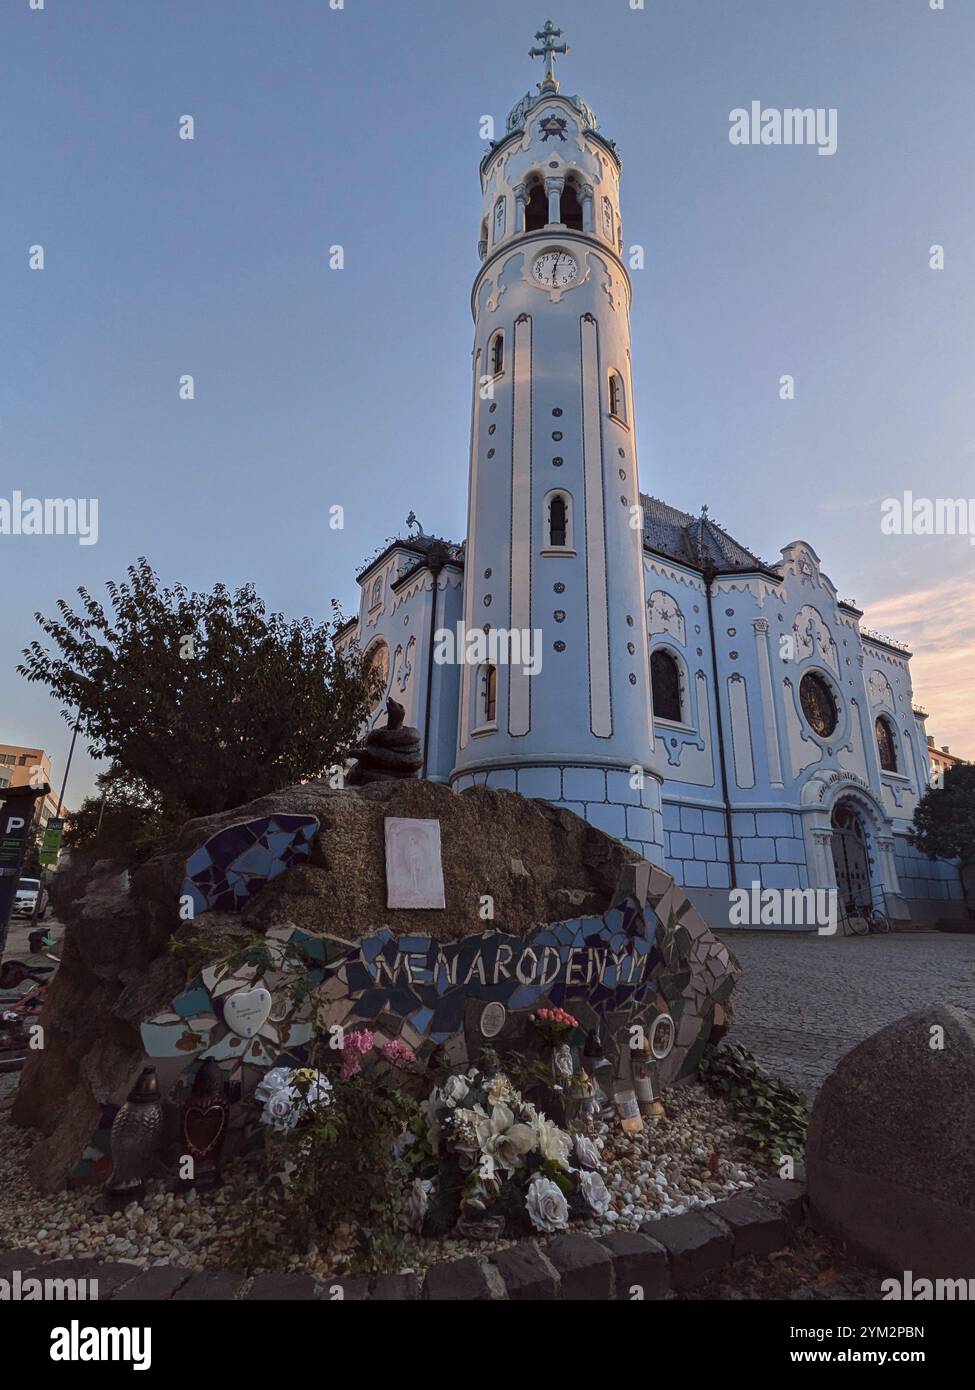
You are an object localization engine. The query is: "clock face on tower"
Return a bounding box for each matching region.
[530,249,579,289]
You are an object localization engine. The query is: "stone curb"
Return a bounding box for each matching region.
[0,1180,805,1302]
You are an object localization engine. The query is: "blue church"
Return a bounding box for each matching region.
[337,25,962,929]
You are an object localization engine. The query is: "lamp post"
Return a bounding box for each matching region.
[55,718,80,819]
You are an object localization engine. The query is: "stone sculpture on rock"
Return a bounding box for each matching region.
[346,698,424,785]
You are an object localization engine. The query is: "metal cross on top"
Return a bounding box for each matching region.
[529,19,569,85]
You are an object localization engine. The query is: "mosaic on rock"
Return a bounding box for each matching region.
[180,815,318,916]
[71,811,737,1184]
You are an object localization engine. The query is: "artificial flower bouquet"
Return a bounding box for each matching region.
[409,1066,612,1237]
[531,1005,581,1048]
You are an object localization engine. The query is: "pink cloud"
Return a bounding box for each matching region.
[862,573,975,757]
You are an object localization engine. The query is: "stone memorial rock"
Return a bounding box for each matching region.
[806,1003,975,1277]
[346,698,423,785]
[13,777,739,1192]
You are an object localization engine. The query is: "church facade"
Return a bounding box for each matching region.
[336,28,962,928]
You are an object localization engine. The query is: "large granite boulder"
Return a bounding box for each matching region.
[806,1003,975,1277]
[14,779,739,1191]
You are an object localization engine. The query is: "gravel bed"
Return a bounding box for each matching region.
[0,1082,766,1279]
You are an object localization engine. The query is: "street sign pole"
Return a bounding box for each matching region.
[0,783,51,961]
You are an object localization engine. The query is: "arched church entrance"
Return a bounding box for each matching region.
[830,800,873,910]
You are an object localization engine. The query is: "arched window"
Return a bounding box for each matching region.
[480,663,497,725]
[876,716,898,772]
[562,180,583,231]
[650,649,682,723]
[609,371,626,422]
[602,196,614,243]
[549,493,567,547]
[543,490,572,550]
[489,330,504,376]
[370,575,383,607]
[365,641,390,713]
[525,180,547,232]
[478,220,488,259]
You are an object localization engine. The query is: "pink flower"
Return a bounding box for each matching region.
[381,1039,417,1067]
[339,1027,376,1079]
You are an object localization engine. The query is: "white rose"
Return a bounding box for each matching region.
[525,1174,569,1233]
[261,1088,299,1132]
[579,1169,612,1216]
[574,1133,603,1171]
[535,1115,573,1170]
[254,1066,293,1104]
[440,1074,470,1108]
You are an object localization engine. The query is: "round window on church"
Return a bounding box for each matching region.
[799,671,838,738]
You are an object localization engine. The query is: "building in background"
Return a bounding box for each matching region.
[336,28,964,928]
[926,735,968,787]
[0,744,69,832]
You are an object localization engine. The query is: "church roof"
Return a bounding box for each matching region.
[640,495,776,576]
[351,498,771,603]
[354,532,463,587]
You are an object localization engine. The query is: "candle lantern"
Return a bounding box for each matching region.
[566,1067,600,1134]
[181,1059,230,1187]
[583,1025,613,1114]
[104,1066,163,1206]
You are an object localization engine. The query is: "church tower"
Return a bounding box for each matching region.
[451,23,666,859]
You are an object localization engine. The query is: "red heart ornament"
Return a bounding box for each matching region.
[184,1101,227,1159]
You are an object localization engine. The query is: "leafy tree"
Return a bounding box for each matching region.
[910,764,975,912]
[19,559,377,825]
[910,764,975,865]
[63,765,169,862]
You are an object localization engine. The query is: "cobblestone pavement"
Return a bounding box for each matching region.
[719,929,975,1098]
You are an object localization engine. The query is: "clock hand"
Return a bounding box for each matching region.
[552,254,560,284]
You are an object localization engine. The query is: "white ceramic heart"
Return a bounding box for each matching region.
[223,986,273,1040]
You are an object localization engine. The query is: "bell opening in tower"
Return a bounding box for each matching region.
[525,180,547,232]
[561,179,584,231]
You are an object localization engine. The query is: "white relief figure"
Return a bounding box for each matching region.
[407,832,423,893]
[384,817,446,909]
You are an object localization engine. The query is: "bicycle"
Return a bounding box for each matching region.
[840,896,892,936]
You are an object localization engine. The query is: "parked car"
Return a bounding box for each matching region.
[12,877,48,920]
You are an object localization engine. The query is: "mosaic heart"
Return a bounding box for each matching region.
[223,987,272,1040]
